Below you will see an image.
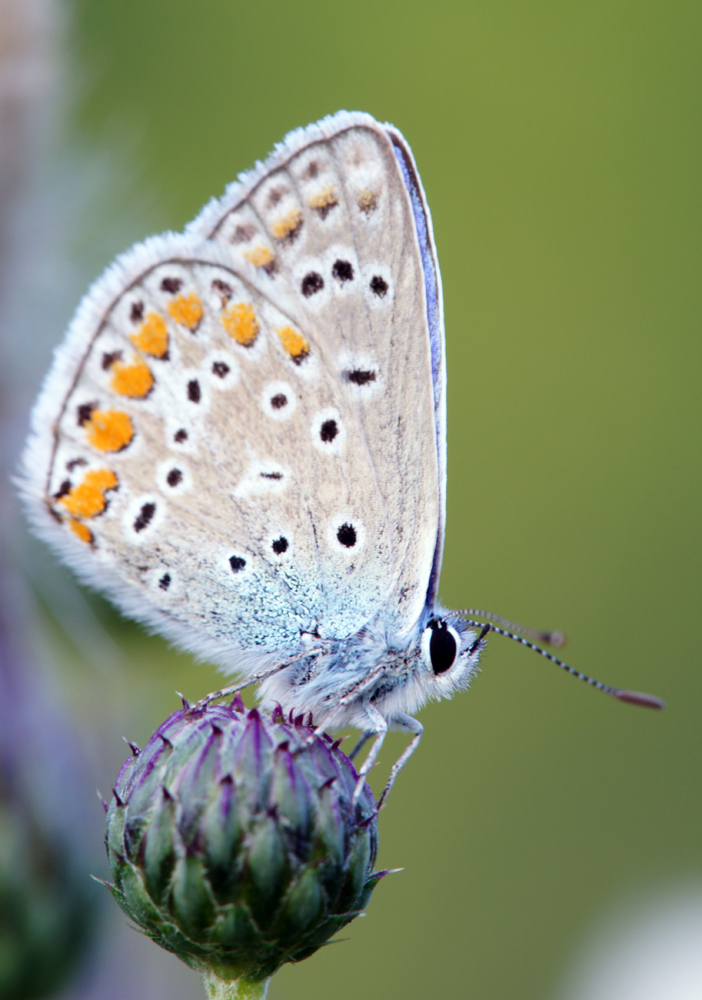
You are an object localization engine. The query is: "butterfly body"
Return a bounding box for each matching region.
[258,606,480,732]
[22,112,484,799]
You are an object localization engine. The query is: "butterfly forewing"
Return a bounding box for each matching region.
[29,113,442,668]
[197,117,442,637]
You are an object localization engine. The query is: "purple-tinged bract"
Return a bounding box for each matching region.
[105,701,383,983]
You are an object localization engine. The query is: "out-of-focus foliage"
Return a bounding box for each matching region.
[0,572,97,1000]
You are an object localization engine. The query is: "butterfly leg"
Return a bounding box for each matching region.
[377,713,423,811]
[349,730,373,761]
[189,648,325,714]
[189,664,287,714]
[351,705,387,807]
[301,664,390,750]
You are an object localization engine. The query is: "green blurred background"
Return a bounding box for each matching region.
[6,1,702,998]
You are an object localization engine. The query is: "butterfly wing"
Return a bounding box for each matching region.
[191,111,447,629]
[22,112,445,669]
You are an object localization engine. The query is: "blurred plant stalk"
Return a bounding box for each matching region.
[0,560,99,999]
[0,4,101,997]
[201,970,269,1000]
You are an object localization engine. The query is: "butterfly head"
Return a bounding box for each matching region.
[416,610,483,700]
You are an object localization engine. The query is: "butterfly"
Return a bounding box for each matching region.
[22,112,662,808]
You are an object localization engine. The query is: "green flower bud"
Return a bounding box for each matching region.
[105,699,386,998]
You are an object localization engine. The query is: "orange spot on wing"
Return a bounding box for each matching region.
[276,325,309,364]
[309,185,338,218]
[110,357,154,398]
[271,207,302,242]
[84,409,134,452]
[167,293,203,330]
[358,188,378,214]
[222,302,260,347]
[244,245,275,270]
[69,519,93,544]
[131,312,169,357]
[60,468,118,519]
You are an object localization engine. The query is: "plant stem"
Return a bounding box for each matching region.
[202,972,270,1000]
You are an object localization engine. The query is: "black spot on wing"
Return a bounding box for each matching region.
[336,523,357,548]
[53,480,71,501]
[301,272,324,297]
[212,278,233,302]
[332,259,354,282]
[77,402,96,426]
[102,350,122,371]
[370,275,388,297]
[231,225,256,245]
[320,419,338,443]
[134,503,155,533]
[267,186,287,207]
[345,369,377,386]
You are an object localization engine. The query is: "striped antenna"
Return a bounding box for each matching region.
[456,608,566,647]
[460,617,664,710]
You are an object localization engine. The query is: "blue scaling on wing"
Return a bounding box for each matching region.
[388,130,445,612]
[389,137,442,406]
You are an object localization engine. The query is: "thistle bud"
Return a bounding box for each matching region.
[105,700,386,999]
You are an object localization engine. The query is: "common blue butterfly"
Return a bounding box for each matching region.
[22,112,662,807]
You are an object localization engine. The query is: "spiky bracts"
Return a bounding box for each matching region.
[105,700,385,994]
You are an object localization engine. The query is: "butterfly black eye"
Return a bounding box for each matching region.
[428,619,458,674]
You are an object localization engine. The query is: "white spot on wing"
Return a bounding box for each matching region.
[233,453,290,499]
[204,350,239,389]
[122,494,165,543]
[219,547,251,581]
[337,350,383,400]
[361,262,394,309]
[310,407,346,455]
[156,459,192,496]
[267,530,293,562]
[294,257,331,312]
[150,566,179,597]
[261,381,297,421]
[327,513,365,556]
[165,418,196,453]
